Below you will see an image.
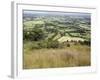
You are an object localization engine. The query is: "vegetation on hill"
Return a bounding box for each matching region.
[23,11,91,69]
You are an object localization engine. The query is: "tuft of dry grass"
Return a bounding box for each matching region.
[23,44,90,69]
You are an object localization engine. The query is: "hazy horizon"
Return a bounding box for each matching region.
[23,10,91,17]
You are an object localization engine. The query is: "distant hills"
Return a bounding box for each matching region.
[23,10,91,42]
[23,11,90,20]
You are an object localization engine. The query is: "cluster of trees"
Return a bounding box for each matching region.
[28,40,90,50]
[23,20,90,50]
[78,40,91,46]
[28,40,59,50]
[23,28,45,41]
[23,27,60,49]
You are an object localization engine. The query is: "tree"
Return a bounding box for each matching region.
[31,28,45,41]
[23,28,45,41]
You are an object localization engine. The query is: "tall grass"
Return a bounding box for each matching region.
[23,43,90,69]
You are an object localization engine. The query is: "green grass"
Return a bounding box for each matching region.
[23,42,90,69]
[24,20,45,28]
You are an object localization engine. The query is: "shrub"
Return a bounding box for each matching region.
[38,41,48,48]
[66,43,70,47]
[58,43,64,48]
[83,40,91,46]
[78,41,84,45]
[47,40,59,48]
[29,42,41,50]
[78,40,91,46]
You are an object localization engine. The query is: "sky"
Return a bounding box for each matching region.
[23,10,91,17]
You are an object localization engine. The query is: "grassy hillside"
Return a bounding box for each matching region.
[23,12,91,69]
[23,42,90,69]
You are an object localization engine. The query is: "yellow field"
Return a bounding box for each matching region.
[58,36,84,43]
[23,44,90,69]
